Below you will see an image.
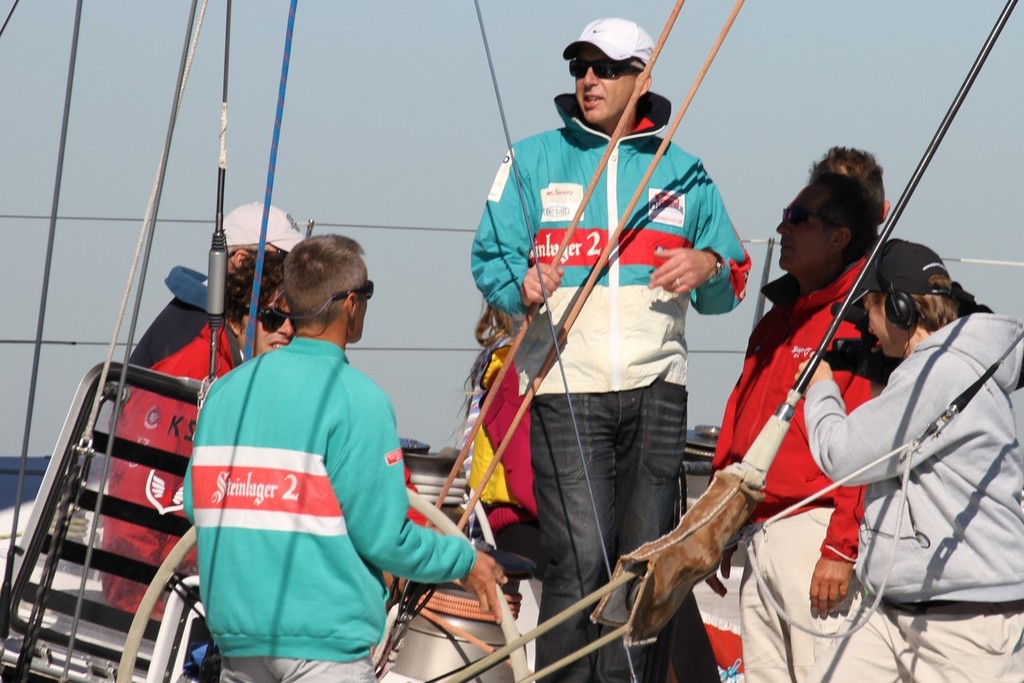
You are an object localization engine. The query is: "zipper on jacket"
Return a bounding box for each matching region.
[607,144,622,391]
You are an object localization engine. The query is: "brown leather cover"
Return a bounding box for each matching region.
[592,470,764,645]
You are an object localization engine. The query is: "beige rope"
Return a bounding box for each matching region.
[438,0,688,516]
[453,0,750,531]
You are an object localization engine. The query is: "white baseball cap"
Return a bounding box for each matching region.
[223,202,303,252]
[562,18,654,65]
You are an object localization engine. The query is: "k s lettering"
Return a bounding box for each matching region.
[167,413,197,442]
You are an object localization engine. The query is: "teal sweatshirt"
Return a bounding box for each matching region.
[184,337,476,661]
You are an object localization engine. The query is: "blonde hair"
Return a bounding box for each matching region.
[912,274,960,332]
[474,305,517,349]
[464,303,519,417]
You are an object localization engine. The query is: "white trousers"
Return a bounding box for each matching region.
[740,507,860,683]
[220,655,375,683]
[806,600,1024,682]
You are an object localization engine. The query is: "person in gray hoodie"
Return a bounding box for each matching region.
[800,239,1024,682]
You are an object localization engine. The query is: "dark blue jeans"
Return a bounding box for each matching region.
[531,379,688,683]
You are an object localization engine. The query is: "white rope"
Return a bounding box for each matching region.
[81,0,210,445]
[759,440,915,529]
[742,439,917,641]
[61,7,211,681]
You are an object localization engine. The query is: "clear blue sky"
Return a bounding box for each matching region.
[2,1,1022,458]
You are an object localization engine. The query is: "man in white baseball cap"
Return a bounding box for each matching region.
[222,202,304,256]
[131,202,305,368]
[562,16,654,65]
[471,15,746,683]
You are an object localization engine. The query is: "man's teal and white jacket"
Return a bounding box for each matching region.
[184,338,476,662]
[471,92,750,396]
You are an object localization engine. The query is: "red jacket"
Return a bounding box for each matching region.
[711,262,871,562]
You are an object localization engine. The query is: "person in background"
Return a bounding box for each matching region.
[185,235,505,683]
[471,16,748,682]
[130,202,304,367]
[463,303,542,572]
[708,170,878,682]
[803,239,1024,682]
[809,147,889,225]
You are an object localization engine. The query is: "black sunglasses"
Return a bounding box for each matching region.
[782,206,837,227]
[257,306,289,333]
[260,280,374,331]
[568,58,643,80]
[331,280,374,302]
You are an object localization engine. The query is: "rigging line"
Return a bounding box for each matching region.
[449,0,690,524]
[460,0,747,536]
[756,321,1020,539]
[548,0,746,358]
[749,320,1024,643]
[449,5,548,677]
[0,339,129,346]
[459,0,595,533]
[751,237,775,327]
[81,0,208,444]
[440,570,639,683]
[0,338,745,355]
[1,0,83,641]
[744,441,916,645]
[0,0,19,41]
[441,0,690,517]
[61,1,209,674]
[734,0,1018,486]
[455,4,695,679]
[207,0,232,381]
[945,256,1024,268]
[791,0,1019,401]
[244,0,298,361]
[6,210,937,251]
[440,0,663,516]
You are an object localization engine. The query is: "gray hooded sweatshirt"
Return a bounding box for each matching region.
[804,313,1024,603]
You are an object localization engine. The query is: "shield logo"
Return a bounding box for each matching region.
[144,405,160,430]
[145,469,184,515]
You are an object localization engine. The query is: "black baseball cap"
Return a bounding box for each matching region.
[859,238,990,315]
[861,239,950,295]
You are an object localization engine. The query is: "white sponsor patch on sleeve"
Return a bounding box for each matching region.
[540,183,585,223]
[487,151,513,203]
[648,189,685,228]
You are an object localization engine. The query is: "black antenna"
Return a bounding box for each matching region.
[208,0,232,381]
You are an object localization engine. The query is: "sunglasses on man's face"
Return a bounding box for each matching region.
[331,280,374,303]
[782,206,836,227]
[260,280,375,332]
[257,306,289,333]
[568,58,643,80]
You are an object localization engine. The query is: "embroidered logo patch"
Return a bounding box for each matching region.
[648,189,685,228]
[540,183,585,223]
[385,448,403,466]
[144,406,159,430]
